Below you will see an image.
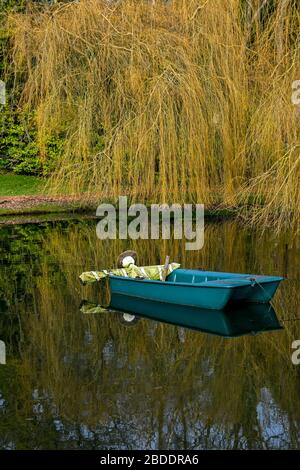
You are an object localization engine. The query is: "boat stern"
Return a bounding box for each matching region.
[239,276,284,303]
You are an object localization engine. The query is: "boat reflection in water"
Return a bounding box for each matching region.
[80,299,283,338]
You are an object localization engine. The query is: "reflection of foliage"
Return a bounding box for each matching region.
[0,220,300,449]
[0,308,20,357]
[0,222,64,354]
[0,224,47,301]
[0,360,62,450]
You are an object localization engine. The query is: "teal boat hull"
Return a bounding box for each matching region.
[109,269,284,311]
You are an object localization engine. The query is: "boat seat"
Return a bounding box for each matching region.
[168,271,221,284]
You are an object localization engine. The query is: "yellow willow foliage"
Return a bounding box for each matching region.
[8,0,300,230]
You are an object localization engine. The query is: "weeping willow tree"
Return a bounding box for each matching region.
[4,0,300,231]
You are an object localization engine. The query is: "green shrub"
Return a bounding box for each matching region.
[0,107,40,174]
[0,106,64,176]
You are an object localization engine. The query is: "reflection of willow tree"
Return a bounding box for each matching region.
[0,220,300,448]
[3,220,296,449]
[0,223,54,357]
[20,283,300,448]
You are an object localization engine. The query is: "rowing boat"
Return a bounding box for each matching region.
[108,269,284,311]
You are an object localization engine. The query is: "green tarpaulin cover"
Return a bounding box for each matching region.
[80,301,111,314]
[79,262,180,285]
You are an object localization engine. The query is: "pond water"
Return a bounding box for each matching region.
[0,218,299,450]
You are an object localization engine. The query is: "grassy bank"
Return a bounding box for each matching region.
[0,173,96,216]
[0,174,43,197]
[0,173,94,216]
[0,203,94,217]
[2,0,300,231]
[0,174,236,219]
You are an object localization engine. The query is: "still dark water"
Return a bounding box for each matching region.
[0,217,299,450]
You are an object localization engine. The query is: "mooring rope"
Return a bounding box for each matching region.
[252,278,300,323]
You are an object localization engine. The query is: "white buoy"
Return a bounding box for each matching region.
[122,256,135,268]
